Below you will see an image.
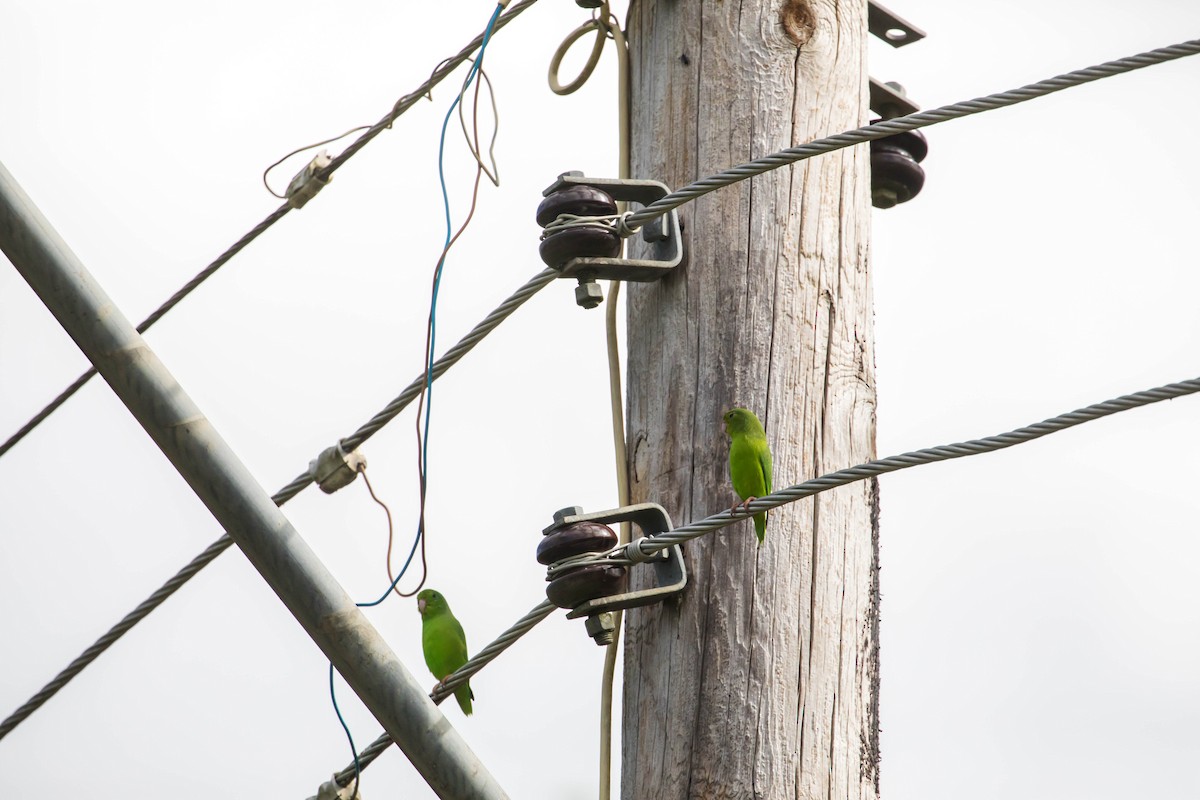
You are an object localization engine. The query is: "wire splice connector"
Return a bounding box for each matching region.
[309,442,367,494]
[286,150,333,209]
[308,773,364,800]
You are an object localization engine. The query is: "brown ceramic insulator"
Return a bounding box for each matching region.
[537,521,619,565]
[545,564,628,609]
[535,185,618,227]
[538,226,622,268]
[870,144,926,208]
[876,128,928,162]
[869,123,928,209]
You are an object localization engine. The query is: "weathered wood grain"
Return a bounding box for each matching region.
[622,0,879,797]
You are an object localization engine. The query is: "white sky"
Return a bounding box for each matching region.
[2,0,1199,798]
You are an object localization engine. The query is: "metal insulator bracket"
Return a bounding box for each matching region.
[867,1,925,47]
[543,502,687,621]
[286,150,333,209]
[540,172,683,283]
[308,442,366,494]
[869,78,920,119]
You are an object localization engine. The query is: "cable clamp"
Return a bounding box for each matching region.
[623,536,669,564]
[286,150,333,209]
[309,441,367,494]
[307,774,363,800]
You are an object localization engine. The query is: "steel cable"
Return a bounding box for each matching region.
[329,374,1200,786]
[546,376,1200,575]
[0,267,557,741]
[0,0,540,461]
[622,38,1200,230]
[332,600,558,785]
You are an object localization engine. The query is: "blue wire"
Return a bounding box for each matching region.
[421,2,503,510]
[353,7,504,615]
[356,526,423,608]
[354,5,504,616]
[329,663,361,797]
[330,9,505,787]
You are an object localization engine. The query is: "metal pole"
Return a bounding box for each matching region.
[0,160,509,800]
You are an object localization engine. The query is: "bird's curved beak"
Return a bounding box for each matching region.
[417,598,427,615]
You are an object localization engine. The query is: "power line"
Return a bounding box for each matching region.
[0,267,557,742]
[548,376,1200,576]
[0,0,540,461]
[621,37,1200,231]
[327,373,1200,786]
[0,206,287,459]
[6,15,1194,786]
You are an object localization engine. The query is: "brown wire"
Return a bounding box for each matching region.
[409,56,496,597]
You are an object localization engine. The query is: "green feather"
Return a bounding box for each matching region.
[417,589,473,715]
[724,408,773,544]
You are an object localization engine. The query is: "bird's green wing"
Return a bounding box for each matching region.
[423,612,473,715]
[758,437,773,495]
[423,613,468,678]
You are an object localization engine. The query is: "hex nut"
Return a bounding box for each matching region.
[575,280,604,309]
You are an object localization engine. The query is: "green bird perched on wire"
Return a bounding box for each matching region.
[417,589,473,716]
[724,407,773,544]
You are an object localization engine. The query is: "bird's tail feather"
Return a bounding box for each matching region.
[456,683,473,716]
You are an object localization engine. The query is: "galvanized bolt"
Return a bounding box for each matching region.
[553,506,584,524]
[575,278,604,309]
[585,611,617,646]
[641,214,668,244]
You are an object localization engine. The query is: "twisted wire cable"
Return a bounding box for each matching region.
[546,376,1200,577]
[0,536,234,740]
[622,38,1200,230]
[0,267,557,741]
[326,374,1200,785]
[0,207,289,459]
[0,0,539,461]
[343,268,556,451]
[317,0,536,182]
[333,600,558,786]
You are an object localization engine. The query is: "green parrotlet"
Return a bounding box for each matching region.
[417,589,473,716]
[724,407,773,544]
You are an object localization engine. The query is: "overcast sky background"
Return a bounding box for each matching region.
[2,0,1199,797]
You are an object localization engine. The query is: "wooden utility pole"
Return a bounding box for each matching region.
[622,0,879,798]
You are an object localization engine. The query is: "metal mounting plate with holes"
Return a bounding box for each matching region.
[541,172,683,282]
[543,502,687,619]
[869,78,920,118]
[867,1,926,47]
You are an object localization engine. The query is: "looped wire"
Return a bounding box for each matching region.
[457,57,502,187]
[543,548,630,581]
[614,210,637,238]
[548,2,614,96]
[539,212,621,240]
[261,126,370,198]
[540,210,639,240]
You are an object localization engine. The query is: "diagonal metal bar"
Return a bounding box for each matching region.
[0,159,509,799]
[332,599,558,786]
[0,266,556,741]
